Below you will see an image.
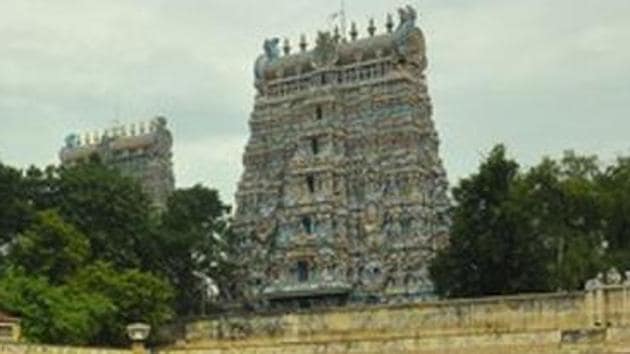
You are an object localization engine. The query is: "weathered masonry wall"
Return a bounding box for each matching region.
[3,286,630,354]
[0,343,130,354]
[166,285,630,354]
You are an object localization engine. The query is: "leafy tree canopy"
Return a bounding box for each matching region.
[70,262,174,346]
[430,145,619,298]
[430,145,550,297]
[0,163,33,244]
[158,185,233,315]
[9,210,89,284]
[0,268,112,345]
[24,161,155,269]
[0,159,232,346]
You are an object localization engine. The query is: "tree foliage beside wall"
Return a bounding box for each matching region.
[431,145,628,298]
[4,144,630,344]
[0,160,233,346]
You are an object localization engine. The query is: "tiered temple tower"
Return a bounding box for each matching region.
[59,117,175,210]
[233,6,450,308]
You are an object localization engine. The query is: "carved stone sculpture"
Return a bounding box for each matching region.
[607,267,622,285]
[312,32,338,68]
[254,38,281,92]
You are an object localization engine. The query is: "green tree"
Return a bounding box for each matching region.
[158,185,232,315]
[0,162,33,245]
[25,161,156,270]
[9,210,89,284]
[70,262,174,346]
[519,153,605,291]
[600,157,630,270]
[430,147,612,297]
[0,160,175,346]
[430,145,550,297]
[0,268,112,345]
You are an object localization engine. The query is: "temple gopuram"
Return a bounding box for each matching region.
[59,117,175,210]
[233,6,450,309]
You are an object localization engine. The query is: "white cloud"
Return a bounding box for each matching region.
[1,0,629,201]
[174,135,246,203]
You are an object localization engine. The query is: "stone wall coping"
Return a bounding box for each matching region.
[0,342,131,352]
[190,290,588,323]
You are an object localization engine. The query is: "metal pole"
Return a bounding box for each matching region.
[341,0,347,40]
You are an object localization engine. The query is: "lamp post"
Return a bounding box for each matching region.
[126,323,151,354]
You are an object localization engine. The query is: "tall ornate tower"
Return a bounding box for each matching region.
[234,6,450,308]
[59,117,175,210]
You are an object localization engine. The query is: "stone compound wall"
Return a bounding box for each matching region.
[163,285,630,354]
[0,343,129,354]
[3,286,630,354]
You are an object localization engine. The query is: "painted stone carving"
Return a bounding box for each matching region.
[312,32,338,68]
[234,5,450,308]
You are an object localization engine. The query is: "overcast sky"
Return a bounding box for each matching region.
[1,0,629,203]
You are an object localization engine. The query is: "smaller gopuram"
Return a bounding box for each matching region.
[59,117,175,210]
[233,5,451,309]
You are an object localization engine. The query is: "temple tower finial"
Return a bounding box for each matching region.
[386,13,394,33]
[350,22,358,41]
[283,38,291,55]
[368,18,376,37]
[333,26,341,43]
[299,34,307,52]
